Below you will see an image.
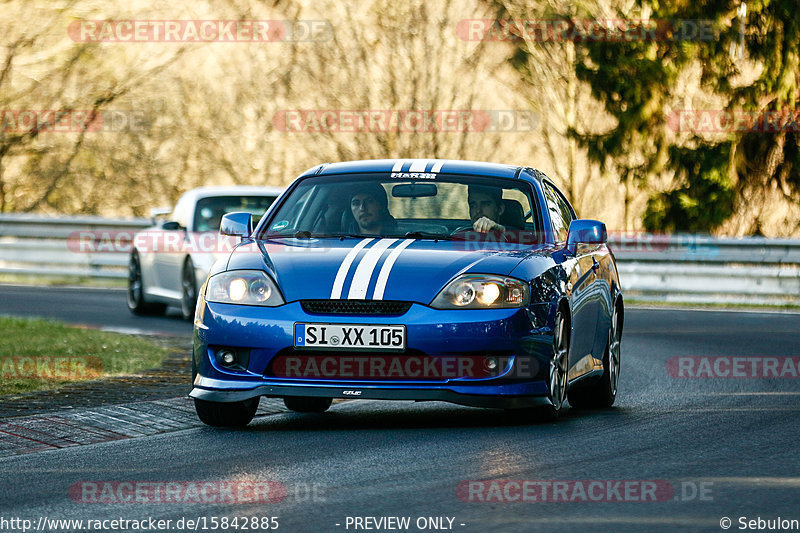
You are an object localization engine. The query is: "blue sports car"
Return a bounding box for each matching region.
[190,159,623,426]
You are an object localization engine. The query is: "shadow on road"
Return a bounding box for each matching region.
[231,402,631,433]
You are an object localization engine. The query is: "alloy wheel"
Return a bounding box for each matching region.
[550,310,569,411]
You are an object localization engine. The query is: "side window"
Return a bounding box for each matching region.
[552,185,576,226]
[542,182,572,243]
[264,184,315,233]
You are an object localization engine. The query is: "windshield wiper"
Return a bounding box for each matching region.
[264,231,339,239]
[331,233,374,239]
[398,231,452,241]
[266,232,451,241]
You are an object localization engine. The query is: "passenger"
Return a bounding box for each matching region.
[348,183,397,235]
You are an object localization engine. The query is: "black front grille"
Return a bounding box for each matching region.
[301,299,412,316]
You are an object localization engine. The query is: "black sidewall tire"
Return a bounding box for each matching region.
[181,258,197,321]
[128,252,166,316]
[194,398,259,427]
[284,396,333,413]
[548,309,569,417]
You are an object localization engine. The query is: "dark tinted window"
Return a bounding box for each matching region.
[194,195,277,232]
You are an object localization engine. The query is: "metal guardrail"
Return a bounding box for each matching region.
[608,234,800,305]
[0,214,798,304]
[0,214,150,279]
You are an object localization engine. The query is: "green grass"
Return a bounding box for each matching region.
[0,316,168,395]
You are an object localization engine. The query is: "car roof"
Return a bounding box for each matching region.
[300,159,529,179]
[178,186,284,201]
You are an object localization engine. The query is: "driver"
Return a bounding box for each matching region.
[468,185,506,233]
[349,183,397,235]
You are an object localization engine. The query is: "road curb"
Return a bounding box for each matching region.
[0,397,286,458]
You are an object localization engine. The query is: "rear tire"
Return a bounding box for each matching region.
[283,396,333,413]
[194,398,259,427]
[127,252,167,316]
[568,303,621,409]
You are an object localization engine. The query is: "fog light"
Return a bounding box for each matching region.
[485,357,498,371]
[219,349,236,366]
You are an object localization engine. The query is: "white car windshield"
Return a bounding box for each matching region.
[194,195,277,232]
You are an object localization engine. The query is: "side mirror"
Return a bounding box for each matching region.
[161,221,182,231]
[220,212,253,238]
[566,219,607,254]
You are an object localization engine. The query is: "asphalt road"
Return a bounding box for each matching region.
[0,285,191,336]
[1,285,800,532]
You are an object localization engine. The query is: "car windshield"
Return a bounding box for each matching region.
[257,174,541,243]
[194,195,277,232]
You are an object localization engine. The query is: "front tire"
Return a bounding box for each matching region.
[127,252,166,316]
[508,307,570,422]
[284,396,333,413]
[181,257,198,321]
[194,398,259,427]
[541,307,570,419]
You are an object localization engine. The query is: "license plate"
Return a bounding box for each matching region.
[294,323,405,351]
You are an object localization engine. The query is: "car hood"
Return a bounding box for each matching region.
[224,237,538,304]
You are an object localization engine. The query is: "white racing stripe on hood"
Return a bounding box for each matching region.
[330,238,374,299]
[347,238,398,299]
[372,239,415,300]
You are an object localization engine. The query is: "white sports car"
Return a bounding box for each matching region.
[127,186,283,319]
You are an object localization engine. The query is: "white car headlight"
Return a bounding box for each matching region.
[206,270,284,307]
[430,274,530,309]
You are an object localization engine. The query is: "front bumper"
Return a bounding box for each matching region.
[190,300,556,409]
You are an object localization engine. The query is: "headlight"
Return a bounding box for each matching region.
[206,270,285,307]
[430,274,530,309]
